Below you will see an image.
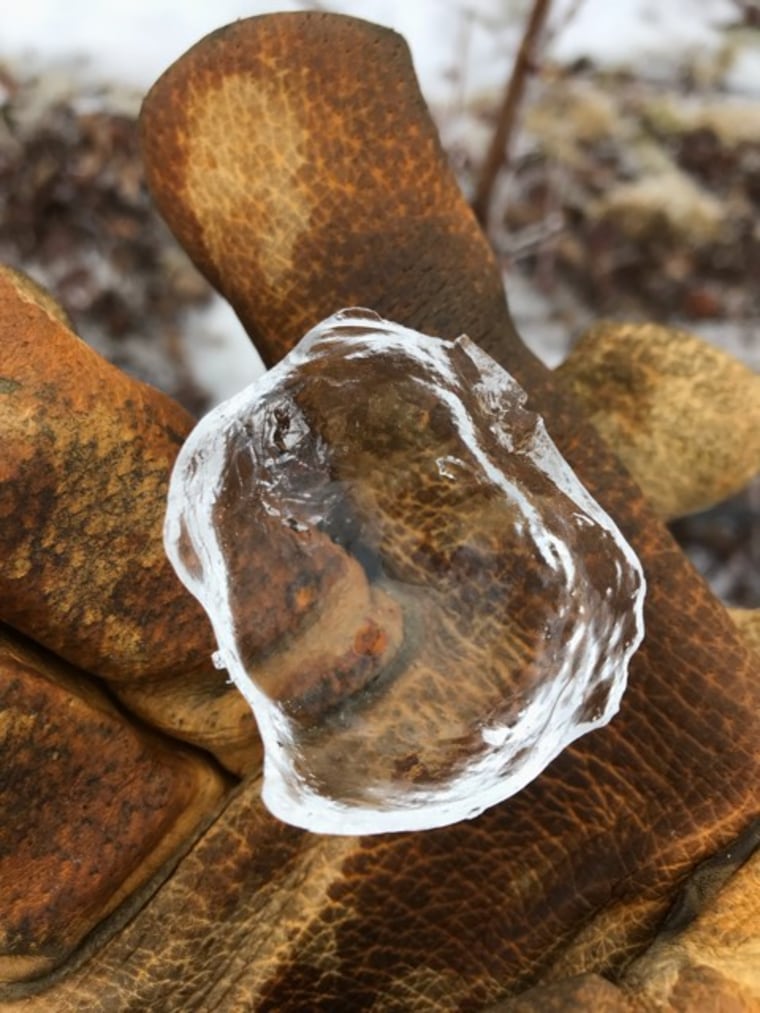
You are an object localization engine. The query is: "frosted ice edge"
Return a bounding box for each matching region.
[165,308,646,835]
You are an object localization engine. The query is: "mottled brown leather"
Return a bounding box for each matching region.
[140,13,510,367]
[2,12,757,1011]
[623,825,760,1010]
[556,320,760,519]
[0,625,226,984]
[0,267,258,772]
[730,608,760,657]
[506,822,760,1012]
[486,974,637,1012]
[0,266,73,329]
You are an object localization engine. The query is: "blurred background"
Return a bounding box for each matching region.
[1,0,758,604]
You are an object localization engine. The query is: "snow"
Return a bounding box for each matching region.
[182,299,265,399]
[1,0,749,102]
[553,0,737,71]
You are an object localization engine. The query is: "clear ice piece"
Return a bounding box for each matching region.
[165,309,646,835]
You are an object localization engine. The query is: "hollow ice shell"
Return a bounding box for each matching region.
[165,309,646,835]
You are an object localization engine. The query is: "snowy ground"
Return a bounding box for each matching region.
[4,0,758,400]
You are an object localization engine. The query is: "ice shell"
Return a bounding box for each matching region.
[165,309,646,835]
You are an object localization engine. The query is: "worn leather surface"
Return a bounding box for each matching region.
[493,822,760,1011]
[625,820,760,1008]
[731,608,760,657]
[0,266,258,772]
[139,14,509,368]
[0,626,226,984]
[0,264,205,683]
[487,974,637,1012]
[556,320,760,519]
[1,12,757,1011]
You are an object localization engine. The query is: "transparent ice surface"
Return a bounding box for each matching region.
[165,309,646,834]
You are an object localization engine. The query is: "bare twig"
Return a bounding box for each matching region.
[731,1,760,28]
[503,211,565,261]
[544,0,587,48]
[472,0,553,228]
